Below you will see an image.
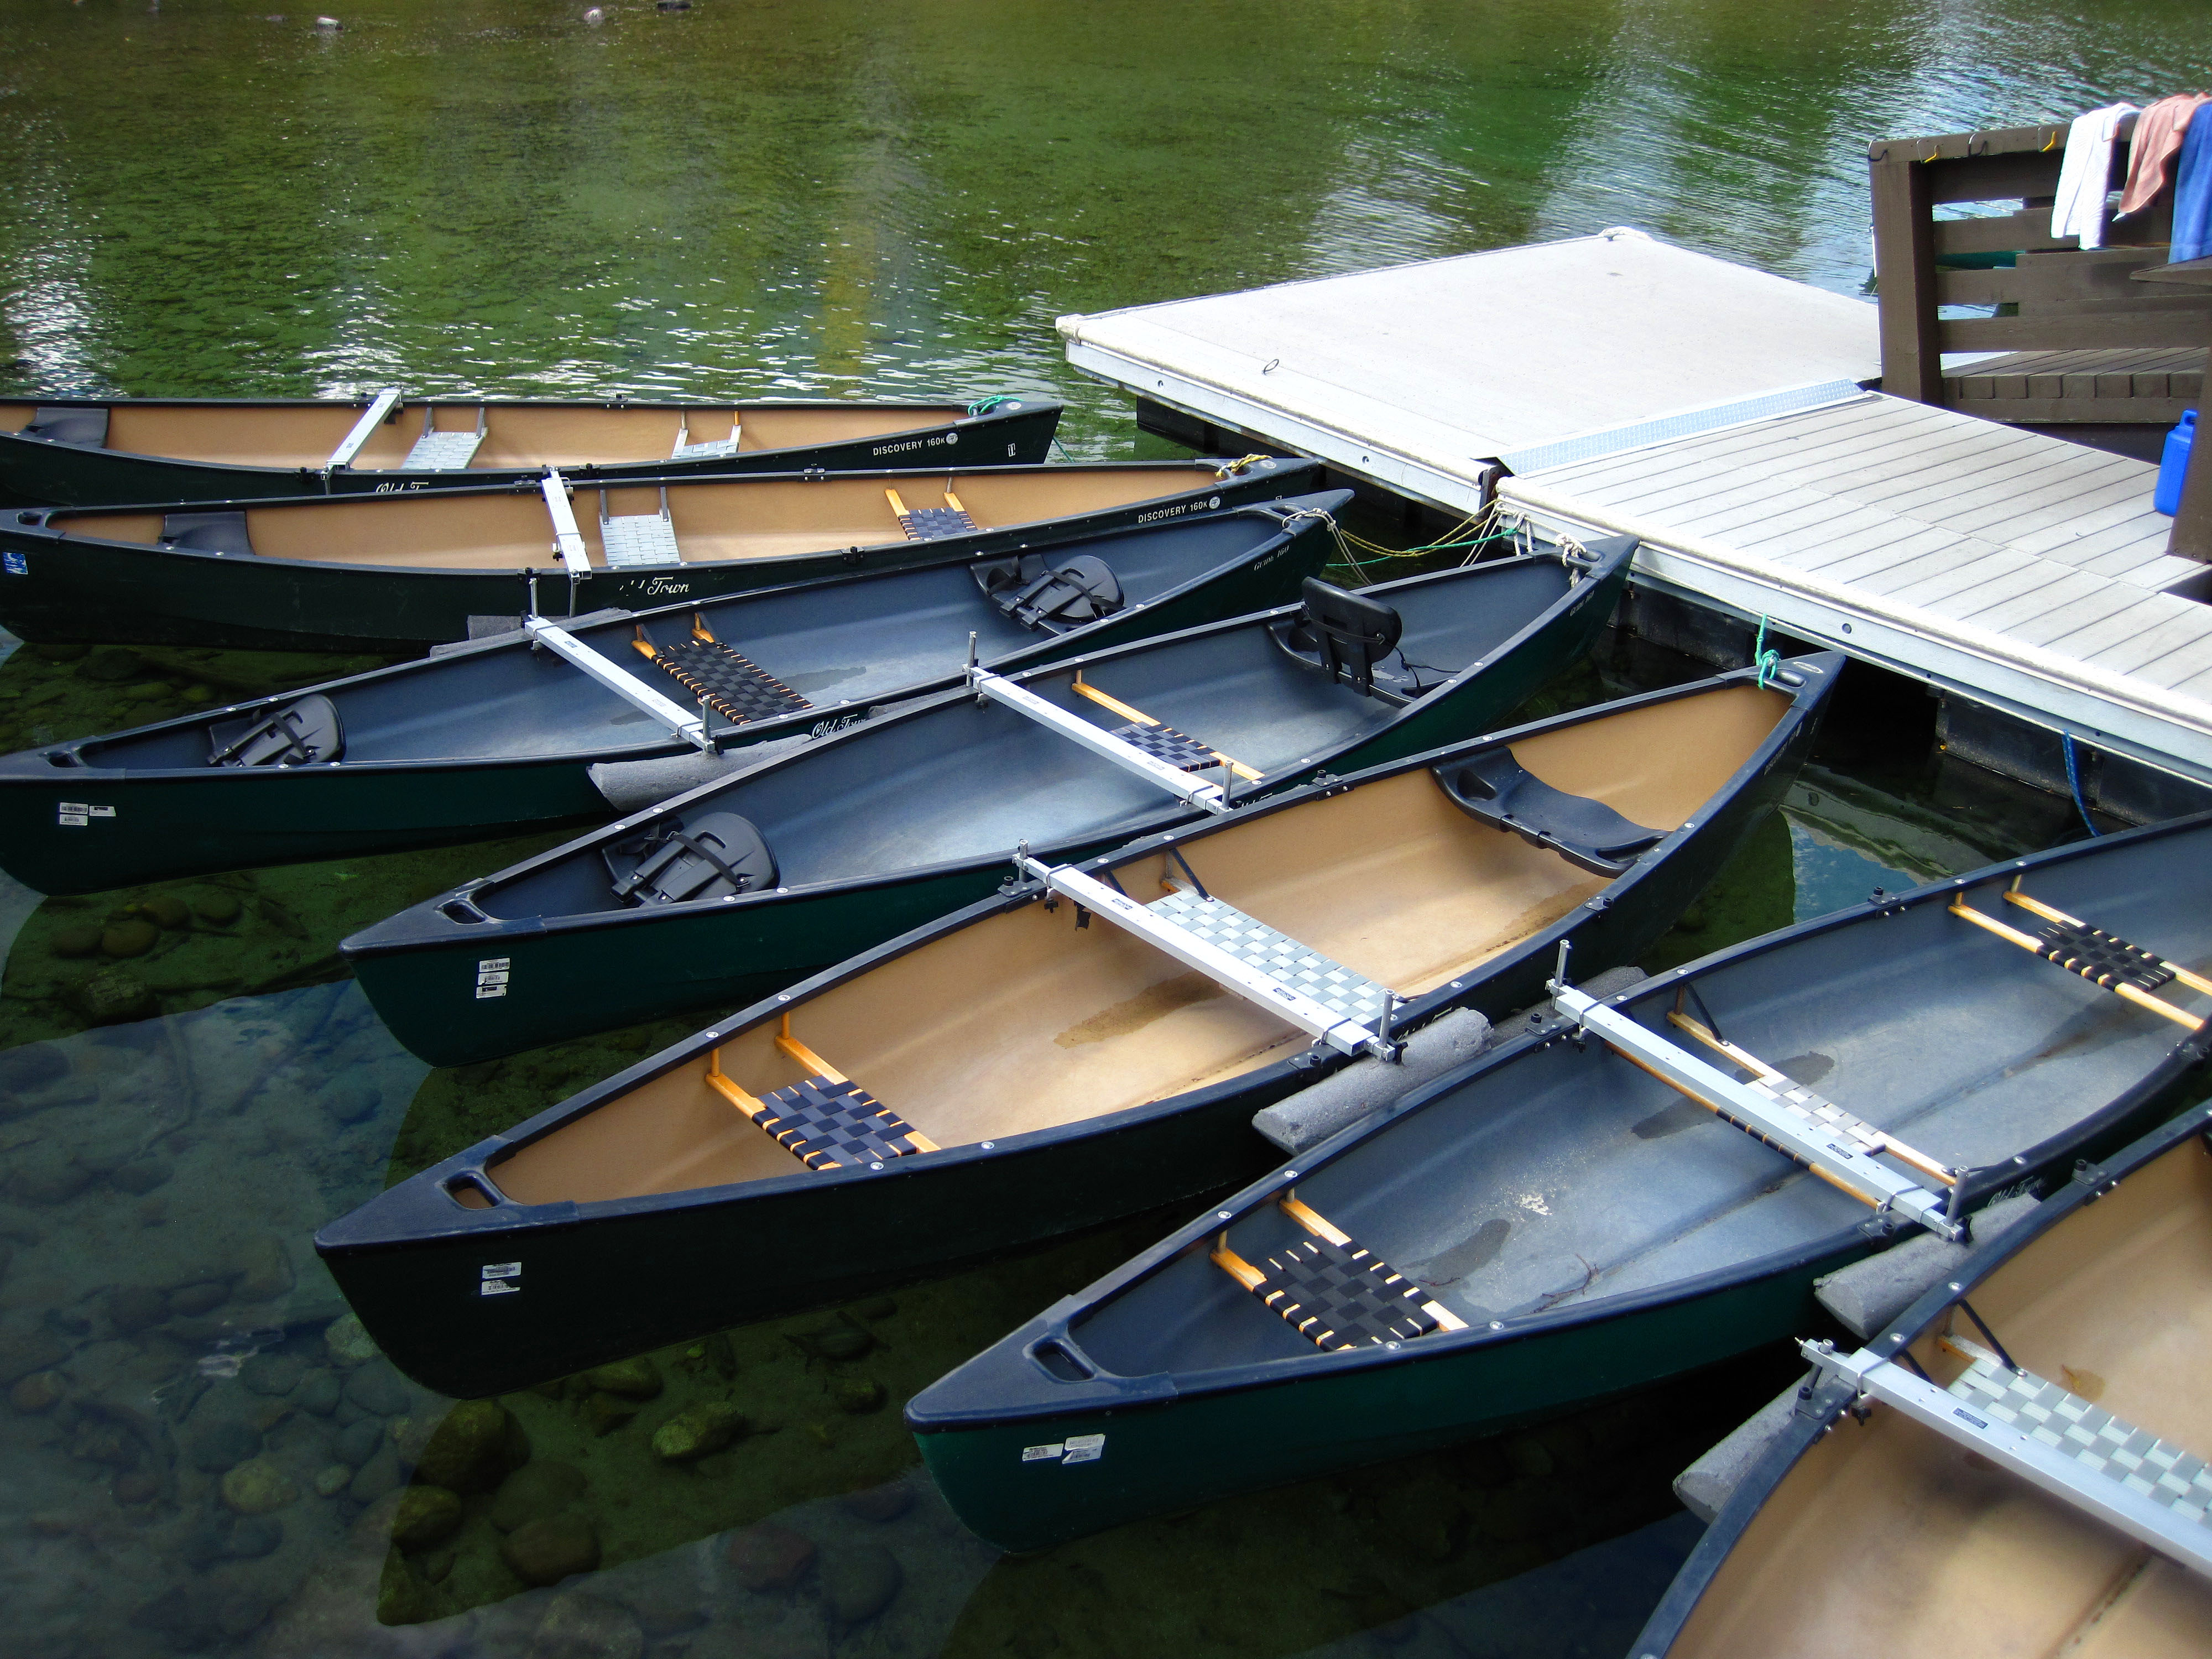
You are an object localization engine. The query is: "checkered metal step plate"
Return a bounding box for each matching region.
[1950,1352,2212,1526]
[403,430,485,471]
[1149,890,1390,1026]
[672,436,740,460]
[602,512,684,568]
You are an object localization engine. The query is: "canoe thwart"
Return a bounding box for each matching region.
[1806,1332,2212,1580]
[972,669,1230,813]
[604,810,776,906]
[1071,675,1260,780]
[1437,747,1666,875]
[1019,854,1395,1057]
[887,486,981,541]
[972,551,1126,632]
[1210,1193,1465,1352]
[705,1024,938,1172]
[1665,1004,1958,1188]
[207,693,343,768]
[1551,982,1964,1241]
[1950,893,2205,1030]
[632,614,812,726]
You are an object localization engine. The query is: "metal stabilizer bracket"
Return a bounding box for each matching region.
[325,388,403,470]
[1021,855,1392,1057]
[968,665,1230,814]
[1804,1337,2212,1580]
[1548,980,1963,1241]
[523,617,714,752]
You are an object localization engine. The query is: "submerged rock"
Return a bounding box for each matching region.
[106,1285,170,1334]
[501,1511,601,1587]
[390,1484,463,1551]
[11,1153,91,1206]
[141,893,191,929]
[221,1457,299,1514]
[9,1371,64,1413]
[67,968,157,1025]
[192,890,241,926]
[312,1463,352,1498]
[490,1458,586,1531]
[842,1480,915,1522]
[830,1378,884,1415]
[49,925,102,960]
[787,1315,872,1362]
[232,1235,294,1302]
[226,1516,284,1558]
[294,1369,341,1416]
[727,1522,815,1592]
[582,1356,662,1399]
[111,1156,173,1195]
[322,1081,380,1124]
[322,1313,378,1368]
[100,919,159,959]
[239,1352,304,1397]
[413,1399,516,1491]
[334,1417,385,1467]
[821,1542,903,1628]
[186,1419,262,1473]
[79,646,145,683]
[584,1391,639,1437]
[650,1401,745,1463]
[342,1360,411,1416]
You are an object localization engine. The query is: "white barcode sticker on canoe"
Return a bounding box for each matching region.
[476,957,510,999]
[58,801,115,826]
[1062,1434,1105,1464]
[1021,1443,1063,1462]
[479,1262,521,1296]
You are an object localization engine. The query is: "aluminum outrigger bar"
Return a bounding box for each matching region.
[1548,977,1964,1242]
[1804,1337,2212,1580]
[521,616,717,753]
[968,664,1232,815]
[1019,854,1394,1058]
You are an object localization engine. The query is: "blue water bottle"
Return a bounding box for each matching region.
[2157,410,2197,516]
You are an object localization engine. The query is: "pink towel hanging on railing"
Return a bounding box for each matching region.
[2118,92,2212,218]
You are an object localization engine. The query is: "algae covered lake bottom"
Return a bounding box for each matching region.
[0,608,2109,1659]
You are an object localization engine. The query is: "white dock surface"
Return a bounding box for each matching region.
[1058,229,1881,514]
[1500,392,2212,779]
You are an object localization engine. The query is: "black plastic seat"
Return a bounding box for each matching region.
[604,811,776,906]
[1281,578,1403,696]
[160,510,255,557]
[1436,748,1665,874]
[23,406,108,448]
[208,694,343,767]
[972,552,1124,632]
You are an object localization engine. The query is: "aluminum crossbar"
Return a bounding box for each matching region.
[326,388,403,469]
[1550,983,1963,1241]
[1805,1337,2212,1580]
[969,667,1230,814]
[1019,857,1388,1056]
[541,470,593,577]
[523,616,712,750]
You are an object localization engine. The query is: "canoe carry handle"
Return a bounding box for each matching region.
[1949,883,2206,1031]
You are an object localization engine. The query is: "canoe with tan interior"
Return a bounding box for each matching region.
[0,455,1313,651]
[905,810,2212,1553]
[1638,1089,2212,1659]
[316,657,1838,1396]
[0,392,1059,505]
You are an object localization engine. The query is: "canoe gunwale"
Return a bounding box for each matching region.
[10,493,1347,786]
[904,809,2212,1435]
[340,541,1634,959]
[1630,1089,2212,1658]
[317,653,1829,1262]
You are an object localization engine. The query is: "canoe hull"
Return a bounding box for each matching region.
[346,550,1635,1067]
[0,501,1325,895]
[318,659,1833,1395]
[0,398,1060,507]
[0,457,1300,652]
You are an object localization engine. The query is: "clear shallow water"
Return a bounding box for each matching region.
[0,2,2203,1654]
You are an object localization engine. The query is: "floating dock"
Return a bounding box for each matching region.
[1060,233,2212,792]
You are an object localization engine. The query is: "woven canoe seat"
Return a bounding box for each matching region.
[2033,919,2178,993]
[1110,721,1224,772]
[755,1077,930,1171]
[897,504,980,540]
[1246,1235,1443,1350]
[633,619,811,725]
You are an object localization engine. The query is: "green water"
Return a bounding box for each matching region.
[0,2,2205,1654]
